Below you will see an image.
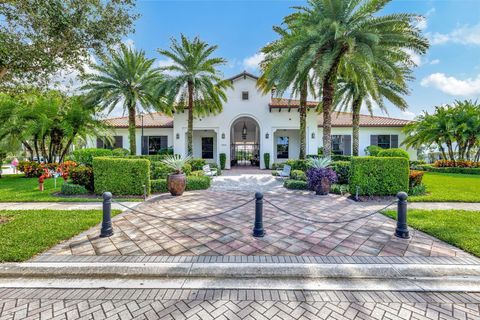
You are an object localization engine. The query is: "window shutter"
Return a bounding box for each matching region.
[114,136,123,148]
[370,135,378,146]
[391,135,399,148]
[141,136,149,155]
[343,135,352,155]
[96,138,104,148]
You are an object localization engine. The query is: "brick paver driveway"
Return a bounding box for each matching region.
[43,190,468,258]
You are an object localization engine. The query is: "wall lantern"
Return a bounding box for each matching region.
[221,133,225,139]
[176,133,180,140]
[311,132,316,139]
[265,133,269,139]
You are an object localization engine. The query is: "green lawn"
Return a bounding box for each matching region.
[0,209,121,262]
[384,209,480,257]
[0,174,142,202]
[410,172,480,202]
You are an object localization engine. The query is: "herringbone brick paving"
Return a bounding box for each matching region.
[0,288,479,319]
[43,191,469,258]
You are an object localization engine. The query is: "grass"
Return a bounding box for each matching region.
[0,174,142,202]
[410,172,480,202]
[0,209,121,262]
[384,209,480,257]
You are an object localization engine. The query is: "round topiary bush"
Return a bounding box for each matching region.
[377,148,410,160]
[61,182,89,195]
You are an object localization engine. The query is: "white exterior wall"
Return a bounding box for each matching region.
[317,127,417,160]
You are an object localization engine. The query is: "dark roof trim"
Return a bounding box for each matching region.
[226,71,259,82]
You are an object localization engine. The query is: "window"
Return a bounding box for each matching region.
[377,135,391,149]
[277,137,289,159]
[202,137,214,159]
[148,136,168,155]
[331,135,344,155]
[242,91,249,100]
[97,136,123,149]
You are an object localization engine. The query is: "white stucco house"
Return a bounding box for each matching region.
[89,71,416,169]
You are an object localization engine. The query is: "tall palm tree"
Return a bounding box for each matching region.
[335,47,412,156]
[282,0,429,156]
[82,46,164,155]
[157,35,231,156]
[259,25,317,159]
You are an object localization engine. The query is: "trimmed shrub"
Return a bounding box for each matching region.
[128,155,167,162]
[72,148,113,166]
[409,184,426,196]
[182,163,192,176]
[284,179,308,190]
[332,155,352,162]
[377,148,410,160]
[410,160,427,170]
[263,153,270,169]
[364,145,383,156]
[69,165,94,191]
[219,153,226,170]
[93,157,150,196]
[349,157,409,196]
[290,169,307,181]
[417,165,480,175]
[190,170,205,177]
[61,182,89,195]
[285,159,309,172]
[271,163,283,170]
[17,161,58,178]
[331,161,350,184]
[189,158,206,171]
[434,160,480,168]
[330,184,349,195]
[112,148,130,157]
[151,161,171,179]
[409,170,424,188]
[151,176,211,193]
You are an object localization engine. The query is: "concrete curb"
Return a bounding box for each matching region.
[2,262,480,280]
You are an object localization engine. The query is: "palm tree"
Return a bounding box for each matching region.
[335,47,412,156]
[259,25,317,159]
[281,0,429,156]
[157,35,230,156]
[82,46,164,155]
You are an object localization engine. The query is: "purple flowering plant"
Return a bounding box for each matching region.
[306,168,337,191]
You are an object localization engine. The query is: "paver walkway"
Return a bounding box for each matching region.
[210,169,284,193]
[0,202,139,211]
[1,288,479,319]
[43,190,469,257]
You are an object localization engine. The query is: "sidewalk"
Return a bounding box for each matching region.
[0,201,139,211]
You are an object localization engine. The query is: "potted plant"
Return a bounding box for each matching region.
[306,158,337,195]
[161,155,191,196]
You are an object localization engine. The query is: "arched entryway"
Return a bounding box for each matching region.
[230,116,260,167]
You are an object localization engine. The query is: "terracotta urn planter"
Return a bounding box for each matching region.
[167,173,186,196]
[315,177,331,195]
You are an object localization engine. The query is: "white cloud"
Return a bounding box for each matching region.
[49,54,98,93]
[123,38,135,49]
[155,58,177,76]
[429,24,480,45]
[421,73,480,96]
[429,59,440,65]
[415,8,435,31]
[243,52,265,71]
[404,49,423,66]
[401,110,417,120]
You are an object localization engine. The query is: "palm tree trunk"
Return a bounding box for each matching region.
[352,98,361,156]
[33,136,40,163]
[299,82,307,160]
[128,103,137,155]
[187,81,194,156]
[22,142,34,160]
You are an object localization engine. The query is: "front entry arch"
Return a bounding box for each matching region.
[230,116,260,167]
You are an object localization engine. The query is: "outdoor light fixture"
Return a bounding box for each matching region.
[311,132,315,139]
[265,133,269,139]
[221,133,225,139]
[176,133,180,140]
[242,122,247,140]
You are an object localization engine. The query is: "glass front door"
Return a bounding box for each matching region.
[231,143,260,167]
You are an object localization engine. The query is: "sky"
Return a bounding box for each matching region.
[102,0,480,119]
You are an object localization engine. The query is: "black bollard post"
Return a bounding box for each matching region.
[100,192,113,238]
[395,192,410,239]
[252,192,265,237]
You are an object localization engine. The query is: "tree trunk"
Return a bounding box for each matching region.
[446,140,455,161]
[352,98,361,156]
[60,135,76,163]
[22,141,34,160]
[33,137,41,163]
[128,103,137,155]
[187,81,194,156]
[299,82,307,160]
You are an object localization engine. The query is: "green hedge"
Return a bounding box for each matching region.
[349,157,409,196]
[290,169,307,181]
[93,157,150,196]
[61,182,89,195]
[283,180,308,190]
[72,148,113,166]
[219,153,226,170]
[332,155,352,162]
[128,155,167,162]
[331,161,350,184]
[264,153,270,169]
[151,176,211,193]
[377,148,410,160]
[417,165,480,175]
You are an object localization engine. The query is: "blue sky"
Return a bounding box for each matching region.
[123,0,480,120]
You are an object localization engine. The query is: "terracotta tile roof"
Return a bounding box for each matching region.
[104,112,173,128]
[270,98,411,127]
